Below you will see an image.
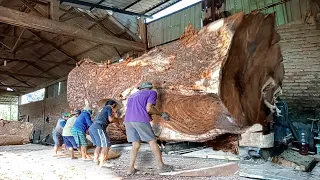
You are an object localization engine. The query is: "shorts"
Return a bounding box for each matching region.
[89,123,110,147]
[125,122,156,142]
[52,131,63,147]
[71,128,88,147]
[63,136,79,149]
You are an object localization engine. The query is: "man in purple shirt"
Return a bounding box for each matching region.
[124,82,171,174]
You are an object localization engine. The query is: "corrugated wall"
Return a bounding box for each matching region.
[225,0,308,26]
[147,3,202,48]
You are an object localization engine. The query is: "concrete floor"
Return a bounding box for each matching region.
[0,144,319,180]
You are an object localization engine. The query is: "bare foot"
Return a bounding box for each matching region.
[82,157,92,161]
[127,168,138,175]
[93,159,99,165]
[99,162,113,168]
[71,156,78,160]
[85,155,92,160]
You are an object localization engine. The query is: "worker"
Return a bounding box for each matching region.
[89,100,120,166]
[62,109,81,159]
[52,113,69,155]
[72,106,93,160]
[124,82,172,174]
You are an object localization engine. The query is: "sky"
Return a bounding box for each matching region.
[146,0,203,23]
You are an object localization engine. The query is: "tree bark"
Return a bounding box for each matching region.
[67,12,284,147]
[0,120,33,145]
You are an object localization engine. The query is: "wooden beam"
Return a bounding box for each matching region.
[0,6,146,51]
[27,0,49,6]
[59,13,82,22]
[0,85,31,88]
[23,76,67,94]
[0,91,22,96]
[0,40,11,50]
[26,62,60,78]
[0,57,75,66]
[0,71,55,79]
[11,28,25,52]
[20,0,46,17]
[75,44,103,57]
[15,41,41,52]
[59,8,115,36]
[0,34,43,43]
[2,74,34,87]
[113,47,121,58]
[29,30,78,63]
[59,7,142,42]
[106,15,142,42]
[138,18,147,44]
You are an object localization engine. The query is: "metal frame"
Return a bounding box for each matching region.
[90,0,105,10]
[142,0,172,15]
[123,0,141,10]
[60,0,151,17]
[147,0,184,16]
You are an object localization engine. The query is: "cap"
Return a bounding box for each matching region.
[63,113,70,117]
[139,82,153,89]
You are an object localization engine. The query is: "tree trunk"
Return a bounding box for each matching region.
[67,12,284,148]
[0,120,33,145]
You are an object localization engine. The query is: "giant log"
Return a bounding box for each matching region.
[67,12,284,148]
[0,120,33,146]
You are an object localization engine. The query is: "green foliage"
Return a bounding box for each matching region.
[0,105,18,120]
[21,88,45,105]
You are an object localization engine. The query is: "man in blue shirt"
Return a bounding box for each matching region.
[52,113,69,155]
[89,100,120,166]
[72,107,93,160]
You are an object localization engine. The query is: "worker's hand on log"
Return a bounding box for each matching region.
[161,112,170,121]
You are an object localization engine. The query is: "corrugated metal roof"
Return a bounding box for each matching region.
[61,0,181,16]
[0,95,18,105]
[147,2,202,48]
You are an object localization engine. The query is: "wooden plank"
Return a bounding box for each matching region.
[160,163,239,177]
[181,148,240,161]
[0,6,146,51]
[274,150,317,172]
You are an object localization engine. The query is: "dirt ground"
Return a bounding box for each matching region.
[0,144,319,180]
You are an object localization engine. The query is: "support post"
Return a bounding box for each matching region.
[49,0,60,20]
[138,17,147,45]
